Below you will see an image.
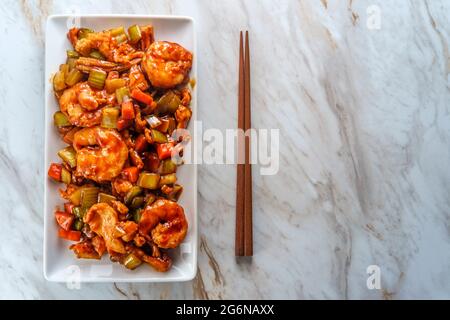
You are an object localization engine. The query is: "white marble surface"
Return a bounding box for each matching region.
[0,0,449,299]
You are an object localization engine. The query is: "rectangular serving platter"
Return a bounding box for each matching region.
[44,15,197,282]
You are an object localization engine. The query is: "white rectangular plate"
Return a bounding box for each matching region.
[44,15,197,282]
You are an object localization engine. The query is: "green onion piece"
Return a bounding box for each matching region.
[78,28,93,39]
[89,50,105,60]
[115,87,130,104]
[137,173,160,190]
[115,34,128,44]
[80,187,99,209]
[53,71,67,91]
[73,219,84,231]
[101,107,120,129]
[128,25,142,44]
[66,57,77,70]
[132,209,143,223]
[97,192,117,205]
[88,68,107,89]
[145,193,156,206]
[73,206,87,219]
[150,129,168,143]
[67,50,79,59]
[105,78,126,94]
[167,184,183,201]
[123,253,142,270]
[65,68,84,87]
[124,186,143,205]
[156,91,180,114]
[159,173,177,186]
[61,167,72,184]
[159,159,177,174]
[53,111,71,127]
[130,196,144,209]
[110,26,126,37]
[57,146,77,168]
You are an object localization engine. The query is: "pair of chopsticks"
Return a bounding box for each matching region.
[235,31,253,257]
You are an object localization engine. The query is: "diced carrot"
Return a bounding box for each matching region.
[48,163,62,181]
[134,134,147,152]
[156,142,175,160]
[64,203,75,214]
[122,167,139,183]
[58,228,81,241]
[121,100,135,120]
[131,88,154,105]
[117,117,133,131]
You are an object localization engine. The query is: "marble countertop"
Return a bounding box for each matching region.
[1,0,449,299]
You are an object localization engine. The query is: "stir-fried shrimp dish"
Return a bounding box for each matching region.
[48,25,193,272]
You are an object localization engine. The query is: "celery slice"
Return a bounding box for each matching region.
[124,186,143,205]
[137,173,160,190]
[80,187,99,209]
[67,50,79,59]
[58,146,77,168]
[61,168,72,184]
[150,129,168,143]
[128,25,142,44]
[53,111,71,127]
[130,196,144,209]
[97,192,117,205]
[65,68,84,87]
[105,78,126,94]
[101,107,119,129]
[88,69,107,89]
[115,87,130,104]
[123,253,142,270]
[159,159,177,174]
[89,50,105,60]
[159,173,177,186]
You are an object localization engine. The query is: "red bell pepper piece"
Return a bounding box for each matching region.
[117,117,133,131]
[64,203,75,215]
[122,166,139,183]
[58,228,81,241]
[121,100,135,120]
[48,163,62,181]
[134,134,147,152]
[55,211,75,231]
[156,142,175,160]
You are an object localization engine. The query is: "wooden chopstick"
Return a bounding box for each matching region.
[235,31,245,257]
[235,31,253,257]
[243,31,253,256]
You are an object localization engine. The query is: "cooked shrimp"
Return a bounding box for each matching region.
[139,199,188,249]
[84,203,126,254]
[59,82,115,127]
[73,127,128,182]
[74,30,144,64]
[141,41,193,89]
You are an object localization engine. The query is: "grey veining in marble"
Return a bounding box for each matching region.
[0,0,449,299]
